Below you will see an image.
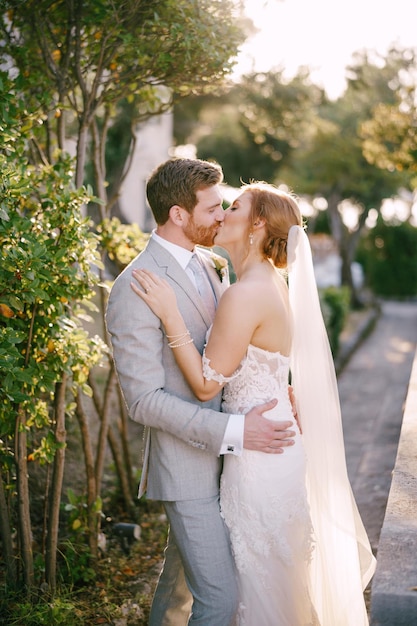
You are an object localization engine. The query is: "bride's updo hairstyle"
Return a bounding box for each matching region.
[242,182,302,268]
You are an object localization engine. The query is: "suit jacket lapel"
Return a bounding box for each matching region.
[147,238,213,326]
[202,257,228,305]
[196,246,229,305]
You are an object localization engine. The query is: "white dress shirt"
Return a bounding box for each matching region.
[151,231,244,456]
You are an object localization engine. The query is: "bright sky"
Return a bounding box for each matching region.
[235,0,417,99]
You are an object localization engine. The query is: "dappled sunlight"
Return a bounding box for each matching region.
[385,337,415,364]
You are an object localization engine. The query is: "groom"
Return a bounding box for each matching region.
[106,157,296,625]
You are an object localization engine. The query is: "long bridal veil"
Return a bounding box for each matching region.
[287,226,376,626]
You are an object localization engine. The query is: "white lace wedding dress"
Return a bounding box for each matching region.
[203,344,320,626]
[201,228,375,625]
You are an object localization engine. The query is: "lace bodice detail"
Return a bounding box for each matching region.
[202,344,292,417]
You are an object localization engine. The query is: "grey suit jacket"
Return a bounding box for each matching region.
[106,237,230,501]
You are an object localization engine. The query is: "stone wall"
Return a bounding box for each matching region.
[370,347,417,625]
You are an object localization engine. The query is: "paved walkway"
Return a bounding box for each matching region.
[338,300,417,553]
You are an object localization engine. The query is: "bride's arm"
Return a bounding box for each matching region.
[131,268,252,401]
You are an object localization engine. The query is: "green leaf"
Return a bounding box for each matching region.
[0,207,9,221]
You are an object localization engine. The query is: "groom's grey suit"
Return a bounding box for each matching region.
[106,236,238,625]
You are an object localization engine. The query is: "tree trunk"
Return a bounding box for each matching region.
[91,114,109,221]
[327,191,343,246]
[45,374,68,593]
[327,192,364,306]
[107,425,136,517]
[75,121,90,191]
[15,406,34,589]
[75,391,99,560]
[94,363,115,494]
[116,384,136,495]
[89,369,136,514]
[0,472,17,587]
[341,205,371,308]
[339,237,355,291]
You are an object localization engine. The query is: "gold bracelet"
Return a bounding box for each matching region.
[166,332,189,338]
[169,338,194,349]
[167,330,190,347]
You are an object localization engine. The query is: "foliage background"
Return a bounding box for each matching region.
[1,0,417,622]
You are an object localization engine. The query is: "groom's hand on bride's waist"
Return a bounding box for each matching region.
[243,399,296,454]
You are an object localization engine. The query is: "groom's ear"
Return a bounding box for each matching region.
[169,204,187,226]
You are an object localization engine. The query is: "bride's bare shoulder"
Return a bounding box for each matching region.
[221,277,267,306]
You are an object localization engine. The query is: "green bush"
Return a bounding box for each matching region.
[320,286,351,357]
[0,69,106,594]
[357,218,417,297]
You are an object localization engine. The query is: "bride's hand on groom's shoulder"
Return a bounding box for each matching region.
[131,268,178,322]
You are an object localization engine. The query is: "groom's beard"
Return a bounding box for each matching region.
[183,217,219,248]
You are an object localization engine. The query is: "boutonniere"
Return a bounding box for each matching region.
[211,254,228,282]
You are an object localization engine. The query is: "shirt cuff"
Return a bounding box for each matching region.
[220,414,244,456]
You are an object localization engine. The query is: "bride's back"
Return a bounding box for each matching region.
[240,264,292,358]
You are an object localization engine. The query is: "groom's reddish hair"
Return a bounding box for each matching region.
[146,157,223,225]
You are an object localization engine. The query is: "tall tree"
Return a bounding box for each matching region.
[2,0,244,209]
[285,47,414,304]
[174,68,325,186]
[0,0,246,594]
[359,47,417,195]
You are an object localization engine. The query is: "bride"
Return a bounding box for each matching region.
[131,182,376,625]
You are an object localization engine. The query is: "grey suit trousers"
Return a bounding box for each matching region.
[149,495,239,626]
